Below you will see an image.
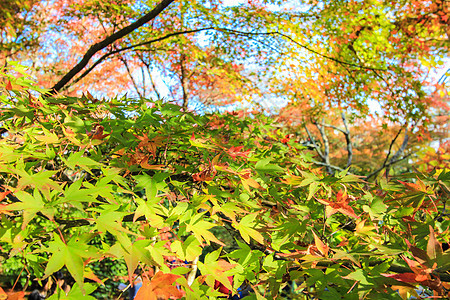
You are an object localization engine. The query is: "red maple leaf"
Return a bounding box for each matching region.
[280,134,291,144]
[214,276,233,295]
[225,146,251,160]
[383,272,419,283]
[315,190,358,218]
[134,272,184,300]
[382,254,444,295]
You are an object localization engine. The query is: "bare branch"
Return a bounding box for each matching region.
[147,69,161,100]
[389,128,409,164]
[316,115,352,168]
[318,122,346,134]
[381,126,403,168]
[341,113,353,168]
[52,25,387,93]
[304,124,324,160]
[138,53,162,100]
[315,119,332,173]
[386,127,409,177]
[218,28,387,72]
[365,152,413,181]
[311,160,348,173]
[180,53,189,109]
[366,128,410,180]
[140,65,147,98]
[50,0,176,93]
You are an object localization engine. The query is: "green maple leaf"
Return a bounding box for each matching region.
[170,235,202,261]
[14,164,61,197]
[94,210,133,236]
[44,234,99,291]
[186,212,224,246]
[47,282,97,300]
[6,190,55,229]
[109,233,157,282]
[62,151,101,171]
[146,240,173,268]
[234,214,264,244]
[198,248,236,292]
[134,197,165,228]
[59,180,98,210]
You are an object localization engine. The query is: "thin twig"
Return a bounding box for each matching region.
[60,26,387,92]
[119,56,143,98]
[219,28,387,71]
[381,127,403,168]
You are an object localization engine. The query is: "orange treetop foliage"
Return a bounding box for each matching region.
[0,0,447,116]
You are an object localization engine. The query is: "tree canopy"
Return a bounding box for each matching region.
[0,0,449,299]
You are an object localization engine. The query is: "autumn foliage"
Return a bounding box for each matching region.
[0,63,448,300]
[0,0,449,299]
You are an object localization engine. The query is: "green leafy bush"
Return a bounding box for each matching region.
[0,64,449,299]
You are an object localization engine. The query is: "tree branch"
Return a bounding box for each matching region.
[368,126,404,178]
[389,128,409,164]
[316,114,352,168]
[118,55,143,98]
[341,113,352,168]
[187,256,199,286]
[50,0,176,93]
[52,25,387,93]
[311,261,450,282]
[218,28,387,72]
[315,119,332,174]
[66,28,213,89]
[364,152,413,181]
[138,53,162,100]
[311,160,347,172]
[318,122,346,134]
[304,124,324,161]
[386,127,409,177]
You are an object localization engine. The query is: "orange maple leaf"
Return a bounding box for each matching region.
[315,190,358,218]
[224,146,251,160]
[5,80,12,91]
[134,272,183,300]
[0,288,25,300]
[397,179,427,193]
[87,124,110,140]
[134,133,165,159]
[0,190,11,201]
[193,158,217,182]
[382,255,444,295]
[312,231,329,258]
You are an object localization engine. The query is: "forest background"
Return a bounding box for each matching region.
[0,0,449,299]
